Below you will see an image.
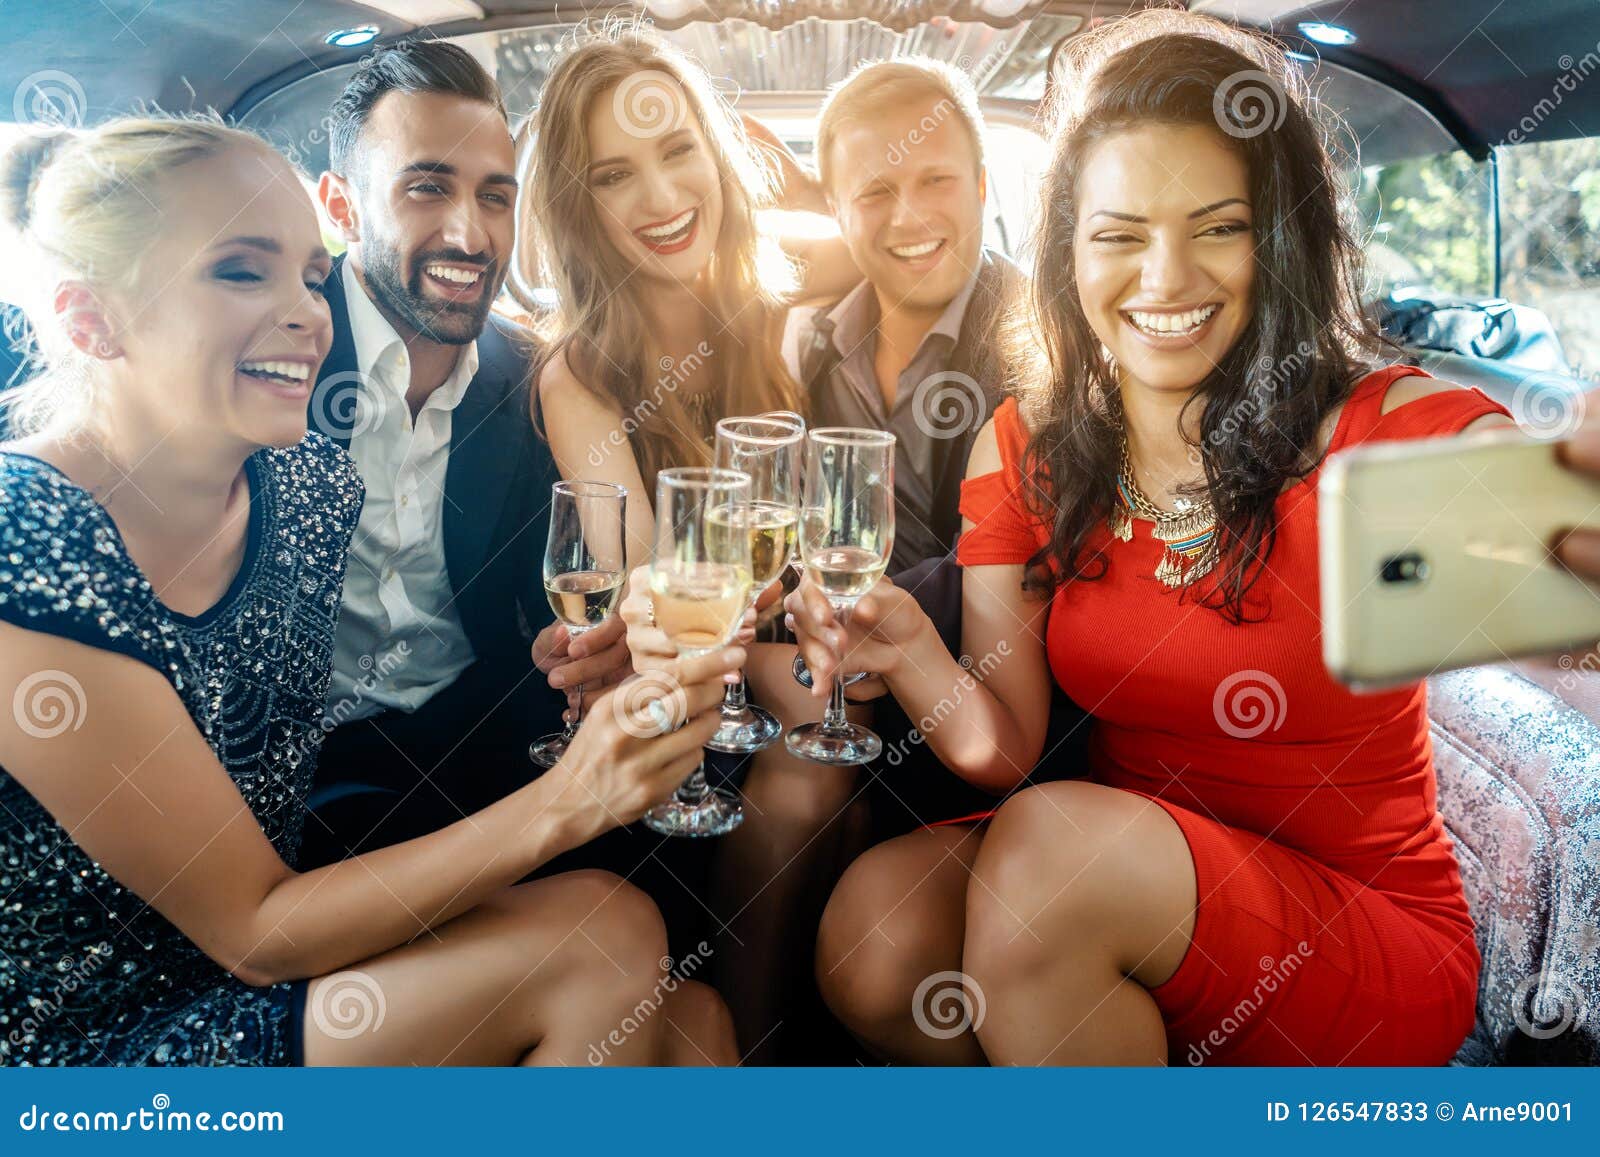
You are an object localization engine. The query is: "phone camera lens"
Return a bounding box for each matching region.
[1379,552,1430,585]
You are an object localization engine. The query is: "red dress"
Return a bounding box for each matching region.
[956,368,1505,1065]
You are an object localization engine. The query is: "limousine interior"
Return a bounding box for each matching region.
[1,0,1596,1066]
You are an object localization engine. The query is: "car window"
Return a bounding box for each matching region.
[0,123,30,309]
[1497,137,1600,379]
[1295,56,1495,304]
[1354,149,1494,301]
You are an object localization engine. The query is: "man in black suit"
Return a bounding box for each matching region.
[299,40,630,865]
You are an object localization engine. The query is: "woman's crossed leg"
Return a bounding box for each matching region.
[302,869,738,1067]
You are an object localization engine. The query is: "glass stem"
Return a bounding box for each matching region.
[563,681,584,742]
[722,673,748,714]
[821,675,851,735]
[675,762,710,806]
[820,598,853,734]
[720,593,759,715]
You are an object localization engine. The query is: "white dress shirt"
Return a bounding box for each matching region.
[326,262,478,720]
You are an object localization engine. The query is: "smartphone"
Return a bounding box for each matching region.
[1319,430,1600,689]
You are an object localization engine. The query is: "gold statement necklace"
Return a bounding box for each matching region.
[1109,436,1219,587]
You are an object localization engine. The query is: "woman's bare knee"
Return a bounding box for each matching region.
[816,831,975,1038]
[967,782,1195,988]
[507,869,669,981]
[661,980,739,1066]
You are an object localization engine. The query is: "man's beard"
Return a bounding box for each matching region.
[362,233,499,346]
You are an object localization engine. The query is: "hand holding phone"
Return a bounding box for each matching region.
[1319,429,1600,689]
[1555,416,1600,578]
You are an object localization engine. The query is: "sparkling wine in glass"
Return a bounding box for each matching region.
[786,428,894,766]
[759,411,810,577]
[642,467,753,837]
[705,416,802,754]
[529,480,627,769]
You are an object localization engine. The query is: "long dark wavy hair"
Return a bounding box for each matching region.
[1016,10,1385,622]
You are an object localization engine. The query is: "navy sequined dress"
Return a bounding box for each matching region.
[0,436,361,1066]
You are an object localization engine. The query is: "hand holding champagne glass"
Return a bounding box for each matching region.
[786,428,894,765]
[643,467,754,837]
[529,480,627,768]
[706,415,802,753]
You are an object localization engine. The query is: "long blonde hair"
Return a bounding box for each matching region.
[0,115,282,437]
[517,24,801,491]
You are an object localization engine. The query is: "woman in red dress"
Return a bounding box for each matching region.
[786,10,1514,1066]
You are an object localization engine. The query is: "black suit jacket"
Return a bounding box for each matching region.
[312,259,560,704]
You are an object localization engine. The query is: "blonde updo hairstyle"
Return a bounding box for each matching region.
[0,115,283,437]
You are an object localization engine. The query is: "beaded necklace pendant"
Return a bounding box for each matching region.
[1110,459,1219,588]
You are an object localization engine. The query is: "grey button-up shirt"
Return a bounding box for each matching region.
[783,269,982,571]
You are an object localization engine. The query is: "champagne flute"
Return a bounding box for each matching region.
[786,428,894,765]
[760,411,809,578]
[706,417,802,754]
[529,480,627,769]
[642,467,754,837]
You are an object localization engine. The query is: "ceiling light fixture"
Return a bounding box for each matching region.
[325,25,381,48]
[1297,21,1356,46]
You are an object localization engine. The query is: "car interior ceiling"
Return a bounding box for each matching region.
[2,0,1598,405]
